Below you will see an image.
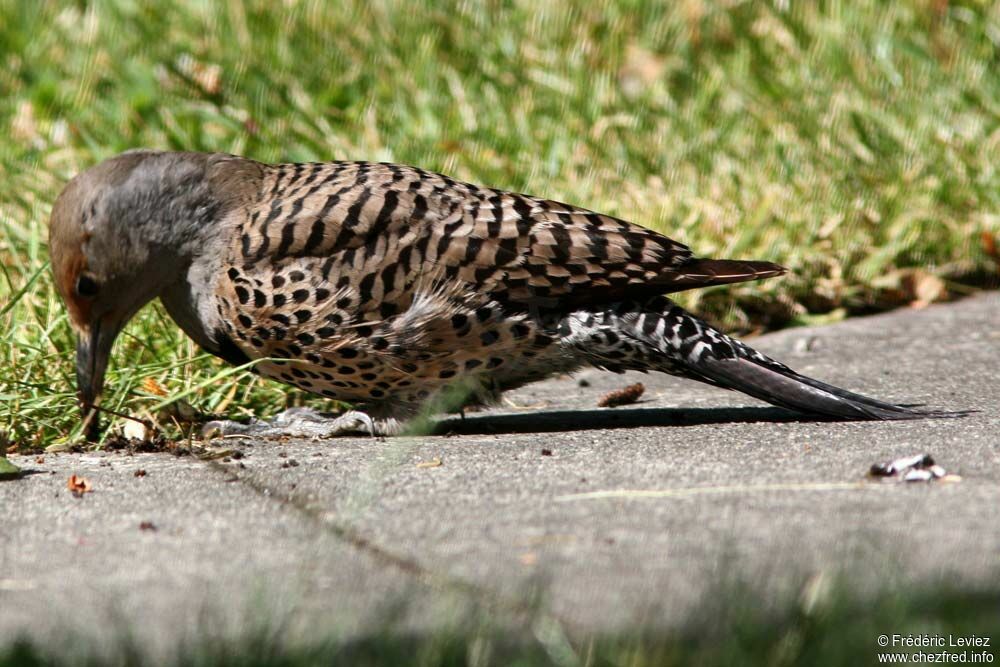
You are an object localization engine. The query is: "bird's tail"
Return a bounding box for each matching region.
[692,351,945,420]
[574,297,961,420]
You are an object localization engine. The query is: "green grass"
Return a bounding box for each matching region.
[2,0,999,448]
[2,578,999,666]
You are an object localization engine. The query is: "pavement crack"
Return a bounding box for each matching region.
[201,458,576,633]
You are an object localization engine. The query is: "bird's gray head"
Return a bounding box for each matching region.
[48,149,227,439]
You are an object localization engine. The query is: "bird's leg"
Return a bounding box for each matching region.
[201,407,401,439]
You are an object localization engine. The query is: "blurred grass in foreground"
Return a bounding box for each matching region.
[2,0,999,447]
[2,577,999,666]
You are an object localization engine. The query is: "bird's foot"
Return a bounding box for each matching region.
[201,407,397,440]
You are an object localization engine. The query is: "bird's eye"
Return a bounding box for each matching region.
[75,274,99,298]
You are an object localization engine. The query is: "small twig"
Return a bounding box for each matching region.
[80,402,154,429]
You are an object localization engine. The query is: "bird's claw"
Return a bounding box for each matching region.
[201,408,377,440]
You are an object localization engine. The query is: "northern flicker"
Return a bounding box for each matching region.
[48,150,955,440]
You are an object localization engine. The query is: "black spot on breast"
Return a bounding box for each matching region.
[439,369,456,379]
[250,337,263,348]
[512,324,530,339]
[465,359,482,369]
[227,267,239,281]
[290,271,305,282]
[237,314,252,328]
[451,314,468,329]
[360,372,377,381]
[315,288,330,302]
[339,347,358,358]
[235,286,250,304]
[273,294,287,307]
[487,357,504,369]
[271,313,290,325]
[371,337,389,351]
[253,290,266,307]
[338,366,356,375]
[480,331,500,345]
[291,368,306,379]
[294,310,312,323]
[316,327,337,338]
[369,389,385,398]
[475,307,492,322]
[297,333,315,345]
[292,289,310,303]
[272,275,285,288]
[355,325,372,338]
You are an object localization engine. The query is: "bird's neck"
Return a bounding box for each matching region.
[149,154,261,354]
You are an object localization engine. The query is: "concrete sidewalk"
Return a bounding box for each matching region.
[2,293,998,654]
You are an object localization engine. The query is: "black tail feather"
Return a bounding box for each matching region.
[696,355,963,421]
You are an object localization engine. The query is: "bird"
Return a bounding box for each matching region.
[48,150,955,440]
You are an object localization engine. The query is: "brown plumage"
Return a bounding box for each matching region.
[48,151,953,439]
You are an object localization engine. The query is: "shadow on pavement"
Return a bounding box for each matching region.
[431,405,816,435]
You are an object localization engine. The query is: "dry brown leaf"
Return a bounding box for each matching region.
[982,231,999,266]
[141,377,168,397]
[873,268,948,309]
[597,382,646,408]
[67,474,92,496]
[903,269,947,309]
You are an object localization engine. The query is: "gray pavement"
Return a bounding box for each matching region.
[2,292,999,654]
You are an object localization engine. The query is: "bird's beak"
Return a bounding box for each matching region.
[76,317,120,441]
